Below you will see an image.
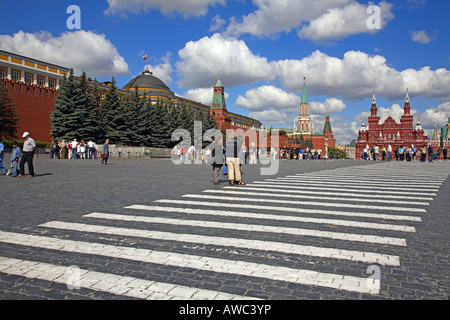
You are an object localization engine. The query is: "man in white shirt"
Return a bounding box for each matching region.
[71,139,78,159]
[18,132,36,177]
[374,145,379,161]
[88,140,94,159]
[387,144,392,161]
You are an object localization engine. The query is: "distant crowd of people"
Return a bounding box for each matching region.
[50,139,99,160]
[50,138,111,164]
[362,144,448,162]
[171,144,322,164]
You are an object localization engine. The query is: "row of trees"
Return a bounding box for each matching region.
[50,69,218,147]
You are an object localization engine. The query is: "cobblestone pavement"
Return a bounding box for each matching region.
[0,157,449,304]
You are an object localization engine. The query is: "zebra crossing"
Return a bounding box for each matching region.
[0,161,449,299]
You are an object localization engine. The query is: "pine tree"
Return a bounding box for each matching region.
[77,72,101,141]
[89,79,105,142]
[100,77,129,145]
[125,87,145,145]
[0,81,18,139]
[50,68,86,140]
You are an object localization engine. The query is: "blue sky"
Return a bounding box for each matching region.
[1,0,449,144]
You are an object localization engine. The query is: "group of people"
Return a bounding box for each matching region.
[207,134,247,186]
[51,138,111,164]
[0,132,36,177]
[271,147,321,160]
[363,144,448,162]
[171,141,259,165]
[50,139,99,160]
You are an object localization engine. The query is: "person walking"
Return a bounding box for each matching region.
[428,145,433,162]
[249,141,257,164]
[7,141,21,177]
[210,135,224,185]
[0,141,6,175]
[226,134,245,185]
[101,138,110,165]
[18,132,36,177]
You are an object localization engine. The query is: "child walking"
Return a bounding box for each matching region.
[6,141,21,177]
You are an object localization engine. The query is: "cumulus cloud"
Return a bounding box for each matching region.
[181,87,229,105]
[224,0,394,42]
[235,85,300,112]
[411,30,431,44]
[176,33,275,88]
[225,0,351,38]
[298,1,394,42]
[248,110,293,127]
[146,52,173,85]
[0,30,129,77]
[310,98,347,115]
[418,102,450,129]
[275,50,450,100]
[104,0,225,18]
[175,35,450,102]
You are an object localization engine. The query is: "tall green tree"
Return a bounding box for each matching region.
[0,81,18,139]
[89,79,105,142]
[77,72,102,141]
[50,68,86,140]
[100,77,129,144]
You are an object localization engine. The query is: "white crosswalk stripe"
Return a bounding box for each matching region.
[0,162,448,298]
[0,256,254,300]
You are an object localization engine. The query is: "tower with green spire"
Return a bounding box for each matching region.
[211,76,227,110]
[210,76,232,131]
[323,111,332,134]
[297,77,311,134]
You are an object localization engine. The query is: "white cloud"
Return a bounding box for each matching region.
[176,33,275,88]
[175,35,450,103]
[275,50,450,100]
[147,52,173,85]
[328,121,360,145]
[298,1,394,42]
[104,0,225,18]
[181,87,229,105]
[0,30,129,77]
[310,98,346,115]
[418,102,450,129]
[224,0,394,42]
[210,15,226,32]
[225,0,351,38]
[410,30,436,44]
[235,85,300,112]
[248,109,293,127]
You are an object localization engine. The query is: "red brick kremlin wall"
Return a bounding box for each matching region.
[2,78,56,143]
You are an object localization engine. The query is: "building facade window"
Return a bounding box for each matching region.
[49,78,56,89]
[37,76,45,87]
[25,73,34,84]
[0,67,6,79]
[12,69,20,82]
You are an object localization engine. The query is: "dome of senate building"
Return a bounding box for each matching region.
[122,69,175,99]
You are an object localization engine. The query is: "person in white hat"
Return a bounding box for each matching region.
[18,132,36,177]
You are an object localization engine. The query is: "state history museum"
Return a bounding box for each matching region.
[355,90,428,159]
